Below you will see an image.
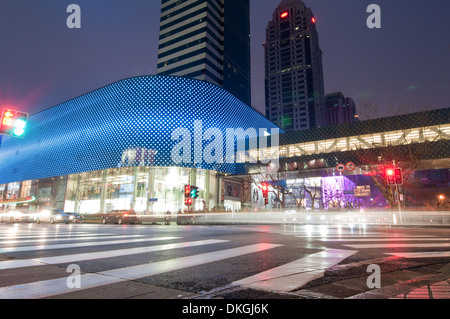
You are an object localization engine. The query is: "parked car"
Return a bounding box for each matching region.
[34,209,70,224]
[66,212,84,223]
[101,209,138,225]
[0,210,33,223]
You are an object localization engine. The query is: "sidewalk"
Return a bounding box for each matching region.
[391,280,450,299]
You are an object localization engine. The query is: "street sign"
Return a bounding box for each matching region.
[336,163,345,173]
[354,185,371,197]
[148,198,158,202]
[346,162,356,172]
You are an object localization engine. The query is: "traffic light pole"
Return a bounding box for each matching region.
[393,160,403,224]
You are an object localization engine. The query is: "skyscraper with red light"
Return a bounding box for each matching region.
[264,0,326,131]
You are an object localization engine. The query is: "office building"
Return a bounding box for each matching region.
[326,92,359,126]
[157,0,251,106]
[264,0,326,131]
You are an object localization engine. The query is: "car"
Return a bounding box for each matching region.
[101,209,138,225]
[0,210,34,223]
[66,212,84,223]
[34,209,70,224]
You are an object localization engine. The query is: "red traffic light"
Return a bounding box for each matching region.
[184,198,193,206]
[394,168,403,185]
[184,185,191,197]
[261,183,269,199]
[385,168,403,186]
[0,109,16,135]
[0,108,29,137]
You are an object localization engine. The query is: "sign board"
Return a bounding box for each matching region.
[224,180,241,200]
[354,185,371,197]
[336,163,345,173]
[149,198,158,202]
[346,162,356,172]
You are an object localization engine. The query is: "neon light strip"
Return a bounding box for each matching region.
[0,196,36,205]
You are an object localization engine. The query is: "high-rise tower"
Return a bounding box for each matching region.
[264,0,326,131]
[157,0,251,106]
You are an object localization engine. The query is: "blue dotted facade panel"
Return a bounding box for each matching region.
[0,76,279,185]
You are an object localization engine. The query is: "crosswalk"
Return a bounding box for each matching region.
[314,235,450,258]
[0,224,448,299]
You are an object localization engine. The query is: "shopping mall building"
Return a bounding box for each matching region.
[0,76,280,214]
[1,76,449,214]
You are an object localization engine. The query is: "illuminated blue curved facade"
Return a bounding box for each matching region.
[0,76,279,185]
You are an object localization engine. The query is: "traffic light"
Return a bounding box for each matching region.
[0,109,16,135]
[0,109,29,138]
[184,197,193,206]
[385,168,396,186]
[11,112,28,138]
[385,168,403,186]
[394,168,403,185]
[184,185,194,206]
[261,183,269,198]
[184,185,191,198]
[190,186,199,199]
[261,183,269,205]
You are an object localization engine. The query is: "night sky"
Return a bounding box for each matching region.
[0,0,449,119]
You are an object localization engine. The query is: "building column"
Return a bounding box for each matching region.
[146,167,155,214]
[131,167,138,210]
[204,170,210,211]
[99,170,108,214]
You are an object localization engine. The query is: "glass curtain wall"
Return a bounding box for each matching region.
[64,167,218,214]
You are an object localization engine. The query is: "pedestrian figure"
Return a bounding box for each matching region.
[165,210,171,225]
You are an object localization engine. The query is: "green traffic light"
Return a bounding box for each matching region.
[190,187,199,199]
[11,115,28,138]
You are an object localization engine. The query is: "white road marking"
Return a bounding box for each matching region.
[320,237,447,242]
[385,251,450,258]
[0,234,144,245]
[232,249,358,292]
[0,236,180,253]
[0,239,229,270]
[343,243,450,249]
[0,243,282,299]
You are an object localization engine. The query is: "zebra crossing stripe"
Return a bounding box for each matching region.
[0,236,180,253]
[0,239,229,270]
[1,234,144,245]
[231,249,357,292]
[0,233,114,240]
[343,243,450,249]
[0,243,282,299]
[0,231,91,236]
[385,251,450,258]
[320,237,447,242]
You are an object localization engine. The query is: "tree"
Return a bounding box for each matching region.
[355,126,443,210]
[302,178,322,211]
[246,163,309,210]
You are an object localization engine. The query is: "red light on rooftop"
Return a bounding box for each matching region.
[280,11,289,19]
[312,17,316,24]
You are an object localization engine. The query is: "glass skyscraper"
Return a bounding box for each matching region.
[264,0,326,131]
[157,0,251,106]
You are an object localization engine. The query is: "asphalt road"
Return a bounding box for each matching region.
[0,222,449,302]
